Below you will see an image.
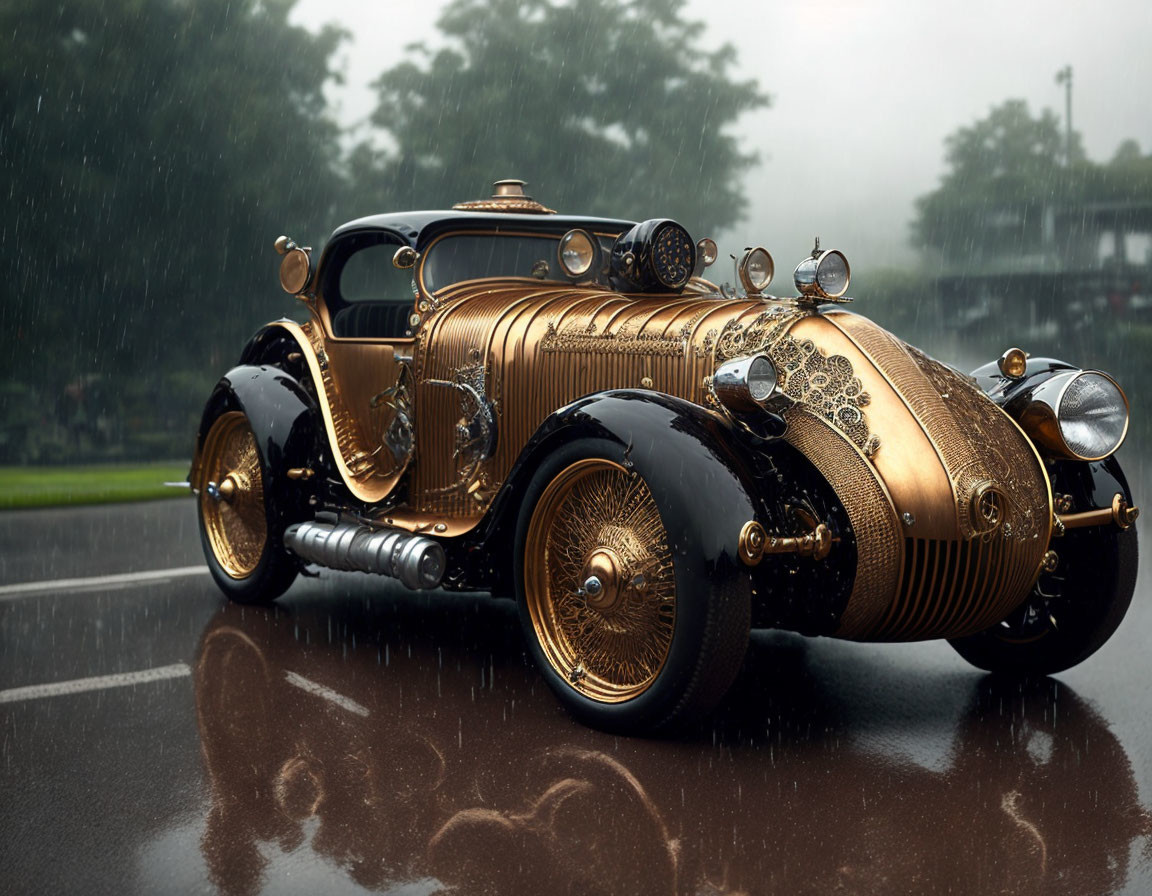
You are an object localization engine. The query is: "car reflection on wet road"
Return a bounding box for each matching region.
[2,499,1151,894]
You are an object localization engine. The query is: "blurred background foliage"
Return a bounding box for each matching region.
[1,0,1150,466]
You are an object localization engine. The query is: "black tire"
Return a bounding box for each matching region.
[514,437,750,734]
[197,410,299,604]
[949,524,1137,675]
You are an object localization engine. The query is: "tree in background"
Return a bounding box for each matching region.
[912,100,1084,265]
[348,0,768,235]
[912,98,1152,272]
[0,0,772,463]
[0,0,346,460]
[907,99,1152,452]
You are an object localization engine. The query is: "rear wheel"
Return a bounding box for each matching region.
[515,439,750,734]
[949,525,1137,675]
[198,410,298,604]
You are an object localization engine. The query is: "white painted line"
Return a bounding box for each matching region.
[0,662,192,704]
[0,565,210,599]
[285,670,370,717]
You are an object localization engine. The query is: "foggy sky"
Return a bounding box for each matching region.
[292,0,1152,272]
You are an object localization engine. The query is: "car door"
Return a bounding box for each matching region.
[314,231,419,504]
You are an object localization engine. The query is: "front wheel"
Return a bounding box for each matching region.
[515,439,750,734]
[197,410,298,604]
[949,525,1137,675]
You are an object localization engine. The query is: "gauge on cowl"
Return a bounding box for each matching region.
[610,219,696,292]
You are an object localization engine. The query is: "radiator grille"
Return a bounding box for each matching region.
[872,535,1041,641]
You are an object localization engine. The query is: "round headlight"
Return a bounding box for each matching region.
[1017,370,1129,461]
[1058,372,1129,460]
[738,247,775,296]
[713,354,778,412]
[747,355,778,400]
[279,247,312,294]
[697,238,719,267]
[815,250,850,298]
[558,229,598,279]
[793,244,851,300]
[997,347,1028,379]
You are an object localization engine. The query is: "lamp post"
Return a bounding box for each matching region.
[1055,65,1073,165]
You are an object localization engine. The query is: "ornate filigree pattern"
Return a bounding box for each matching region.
[711,308,878,455]
[425,363,496,496]
[451,198,555,214]
[774,336,878,456]
[711,305,805,362]
[525,460,676,702]
[783,410,902,637]
[540,322,688,356]
[905,344,1048,545]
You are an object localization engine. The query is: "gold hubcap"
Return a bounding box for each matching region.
[200,412,267,579]
[524,459,675,703]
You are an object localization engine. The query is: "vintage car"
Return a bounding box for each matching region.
[190,179,1139,733]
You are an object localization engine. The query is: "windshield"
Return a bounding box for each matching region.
[421,233,563,292]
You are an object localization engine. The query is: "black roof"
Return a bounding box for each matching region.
[328,210,638,248]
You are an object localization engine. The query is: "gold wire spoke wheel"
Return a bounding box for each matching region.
[524,459,676,703]
[200,412,268,579]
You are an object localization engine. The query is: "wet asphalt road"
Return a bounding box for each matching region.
[1,498,1151,895]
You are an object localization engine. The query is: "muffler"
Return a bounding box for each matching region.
[284,520,445,590]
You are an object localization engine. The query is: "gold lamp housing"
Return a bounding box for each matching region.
[997,347,1029,379]
[1016,370,1130,461]
[793,240,851,301]
[275,235,312,295]
[738,247,775,296]
[557,229,601,280]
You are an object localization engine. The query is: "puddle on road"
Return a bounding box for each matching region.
[191,592,1152,895]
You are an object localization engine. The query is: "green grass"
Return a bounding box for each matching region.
[0,462,192,509]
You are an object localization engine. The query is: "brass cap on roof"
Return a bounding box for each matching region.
[453,179,556,214]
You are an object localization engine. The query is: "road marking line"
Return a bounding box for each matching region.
[0,565,210,599]
[0,662,192,704]
[285,670,370,717]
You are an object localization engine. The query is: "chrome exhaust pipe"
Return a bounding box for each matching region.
[284,521,446,590]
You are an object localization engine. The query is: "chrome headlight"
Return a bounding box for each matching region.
[1018,370,1129,461]
[713,354,779,412]
[793,242,850,300]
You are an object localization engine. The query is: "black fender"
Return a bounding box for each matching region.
[972,355,1080,406]
[239,321,308,368]
[191,364,320,527]
[1050,454,1135,515]
[454,389,856,634]
[463,390,764,595]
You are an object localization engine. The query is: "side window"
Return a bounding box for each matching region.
[339,240,414,304]
[326,234,417,339]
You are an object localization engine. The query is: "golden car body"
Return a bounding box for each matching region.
[190,182,1138,732]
